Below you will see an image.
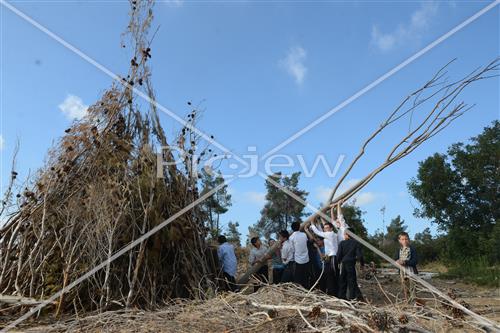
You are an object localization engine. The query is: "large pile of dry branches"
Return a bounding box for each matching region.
[0,0,218,317]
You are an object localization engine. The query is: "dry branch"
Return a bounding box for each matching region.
[237,57,500,330]
[16,284,494,333]
[0,294,51,306]
[0,0,220,319]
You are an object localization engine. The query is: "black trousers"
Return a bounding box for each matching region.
[272,267,284,284]
[294,262,310,289]
[308,260,322,289]
[324,255,339,296]
[257,265,268,282]
[338,261,362,300]
[281,262,295,283]
[222,272,237,292]
[254,265,268,291]
[318,262,327,293]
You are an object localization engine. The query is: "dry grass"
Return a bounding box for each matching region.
[420,262,449,274]
[17,283,497,333]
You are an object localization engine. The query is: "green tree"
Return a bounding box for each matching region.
[341,205,368,239]
[253,172,309,238]
[369,229,385,248]
[200,170,232,239]
[376,215,408,259]
[340,204,382,264]
[413,227,441,263]
[226,221,242,247]
[386,215,407,242]
[408,121,500,262]
[414,227,433,244]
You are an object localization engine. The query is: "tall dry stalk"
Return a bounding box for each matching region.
[0,0,219,317]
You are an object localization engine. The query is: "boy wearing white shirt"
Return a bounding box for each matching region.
[309,201,347,296]
[249,237,269,290]
[279,230,294,283]
[290,221,310,289]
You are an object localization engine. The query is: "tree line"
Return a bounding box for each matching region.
[205,121,499,276]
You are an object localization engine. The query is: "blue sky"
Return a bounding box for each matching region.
[1,0,498,240]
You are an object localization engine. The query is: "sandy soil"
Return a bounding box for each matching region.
[359,268,500,328]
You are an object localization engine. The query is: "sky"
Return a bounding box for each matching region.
[1,0,499,240]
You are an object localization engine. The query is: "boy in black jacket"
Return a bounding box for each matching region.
[337,230,364,300]
[395,232,418,302]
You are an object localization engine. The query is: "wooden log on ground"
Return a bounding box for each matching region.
[0,294,50,306]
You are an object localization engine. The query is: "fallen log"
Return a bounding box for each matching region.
[0,294,51,306]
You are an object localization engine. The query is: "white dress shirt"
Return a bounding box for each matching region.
[310,214,348,256]
[289,231,309,264]
[249,245,268,265]
[281,239,294,265]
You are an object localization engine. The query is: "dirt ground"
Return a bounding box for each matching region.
[360,268,499,319]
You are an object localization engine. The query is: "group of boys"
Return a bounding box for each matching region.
[217,202,419,302]
[246,202,365,300]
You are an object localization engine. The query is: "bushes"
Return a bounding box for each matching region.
[439,257,499,288]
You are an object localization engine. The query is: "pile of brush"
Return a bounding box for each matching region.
[18,283,489,333]
[0,0,218,318]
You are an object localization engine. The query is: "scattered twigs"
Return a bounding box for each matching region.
[14,283,493,333]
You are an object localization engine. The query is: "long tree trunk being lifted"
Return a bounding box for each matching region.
[237,57,500,286]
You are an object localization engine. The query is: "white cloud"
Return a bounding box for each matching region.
[355,192,377,206]
[58,95,88,120]
[0,135,4,151]
[315,178,382,207]
[315,185,331,202]
[165,0,183,7]
[315,179,359,203]
[227,188,266,205]
[279,46,308,85]
[244,191,266,205]
[371,27,397,51]
[371,2,439,51]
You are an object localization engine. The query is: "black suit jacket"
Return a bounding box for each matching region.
[394,245,418,274]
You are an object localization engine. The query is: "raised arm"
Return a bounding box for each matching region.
[335,200,347,241]
[330,205,336,224]
[337,226,345,243]
[304,227,315,241]
[336,200,348,227]
[310,223,326,238]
